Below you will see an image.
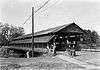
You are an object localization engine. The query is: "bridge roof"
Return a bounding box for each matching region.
[10,35,54,44]
[10,23,85,44]
[12,23,84,40]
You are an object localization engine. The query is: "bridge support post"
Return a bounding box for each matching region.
[47,43,50,53]
[26,51,30,58]
[53,43,56,55]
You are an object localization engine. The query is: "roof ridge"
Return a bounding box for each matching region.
[34,23,72,34]
[12,23,75,40]
[53,23,72,32]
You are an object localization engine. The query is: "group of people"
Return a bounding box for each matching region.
[67,41,76,57]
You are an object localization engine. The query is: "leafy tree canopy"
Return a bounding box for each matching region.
[83,29,100,48]
[0,22,25,45]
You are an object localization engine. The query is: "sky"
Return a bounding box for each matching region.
[0,0,100,35]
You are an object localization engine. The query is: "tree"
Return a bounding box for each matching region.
[0,23,25,46]
[83,30,92,44]
[91,31,99,44]
[0,34,8,47]
[9,26,24,40]
[83,29,100,49]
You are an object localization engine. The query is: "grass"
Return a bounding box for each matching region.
[74,51,99,61]
[74,50,100,66]
[0,56,85,70]
[1,46,100,70]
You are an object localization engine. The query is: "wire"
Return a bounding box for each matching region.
[36,0,59,16]
[35,0,51,13]
[34,0,39,9]
[22,0,59,27]
[21,0,51,26]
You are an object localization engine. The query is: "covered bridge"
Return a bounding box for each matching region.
[8,23,86,57]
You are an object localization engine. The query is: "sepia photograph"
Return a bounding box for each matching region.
[0,0,100,70]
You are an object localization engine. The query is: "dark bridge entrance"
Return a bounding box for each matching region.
[54,33,83,51]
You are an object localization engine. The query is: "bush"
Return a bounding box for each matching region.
[0,47,9,58]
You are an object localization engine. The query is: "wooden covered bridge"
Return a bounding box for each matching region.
[8,23,86,58]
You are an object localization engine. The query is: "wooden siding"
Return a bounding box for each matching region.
[10,35,54,44]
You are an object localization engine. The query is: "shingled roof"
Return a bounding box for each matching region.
[10,35,54,44]
[13,23,81,40]
[10,23,85,44]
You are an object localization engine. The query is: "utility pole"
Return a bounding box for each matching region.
[31,0,50,57]
[32,7,34,57]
